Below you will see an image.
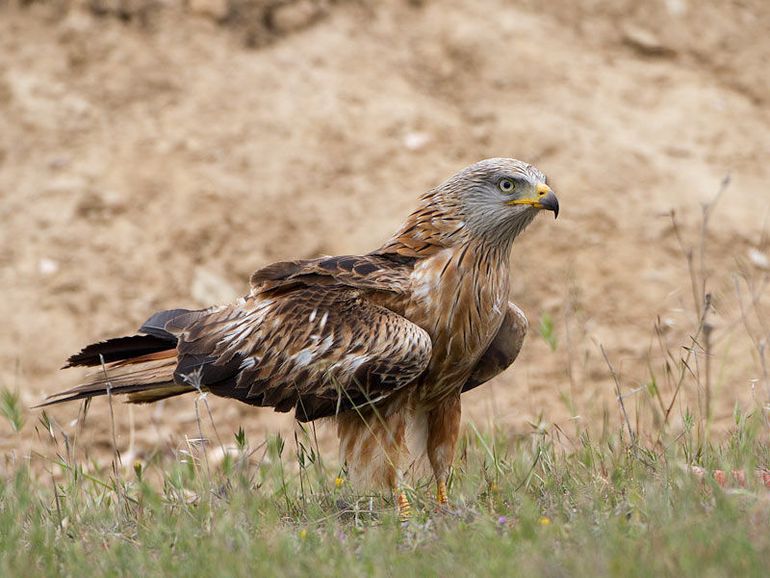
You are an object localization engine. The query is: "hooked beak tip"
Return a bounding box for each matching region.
[540,190,559,219]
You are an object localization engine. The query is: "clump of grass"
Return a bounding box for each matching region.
[1,415,769,577]
[0,387,24,433]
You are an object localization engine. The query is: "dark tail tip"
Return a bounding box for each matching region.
[65,334,176,368]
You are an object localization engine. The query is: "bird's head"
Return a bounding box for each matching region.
[436,158,559,247]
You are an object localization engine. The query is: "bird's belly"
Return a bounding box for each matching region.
[406,249,509,404]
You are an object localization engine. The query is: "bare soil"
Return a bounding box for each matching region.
[1,0,769,467]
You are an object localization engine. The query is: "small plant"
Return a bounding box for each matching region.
[539,312,558,352]
[0,387,24,433]
[235,426,247,450]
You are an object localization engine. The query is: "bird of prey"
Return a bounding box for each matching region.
[44,158,559,516]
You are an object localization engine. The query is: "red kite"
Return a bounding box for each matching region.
[44,158,559,516]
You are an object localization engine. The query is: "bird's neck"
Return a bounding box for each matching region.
[375,195,519,263]
[402,233,512,369]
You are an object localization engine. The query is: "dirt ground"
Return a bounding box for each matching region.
[1,0,769,469]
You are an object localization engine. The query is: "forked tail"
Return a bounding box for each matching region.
[40,309,196,407]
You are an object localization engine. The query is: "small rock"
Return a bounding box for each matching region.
[268,1,324,35]
[47,156,71,170]
[748,248,769,270]
[209,445,239,467]
[189,0,229,20]
[664,0,688,17]
[75,190,126,219]
[403,131,431,151]
[622,24,675,57]
[38,258,59,276]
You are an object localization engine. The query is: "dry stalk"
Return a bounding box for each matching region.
[600,344,635,447]
[98,354,124,496]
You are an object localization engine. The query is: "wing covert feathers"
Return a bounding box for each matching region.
[173,286,432,421]
[54,263,432,420]
[249,254,414,295]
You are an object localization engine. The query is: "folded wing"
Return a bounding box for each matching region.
[168,285,432,421]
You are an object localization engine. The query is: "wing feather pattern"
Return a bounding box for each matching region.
[50,253,430,420]
[250,254,415,295]
[168,285,432,421]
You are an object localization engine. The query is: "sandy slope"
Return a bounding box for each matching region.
[1,0,769,465]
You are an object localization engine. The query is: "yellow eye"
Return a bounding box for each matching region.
[498,178,515,193]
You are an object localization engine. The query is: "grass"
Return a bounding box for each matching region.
[538,312,558,353]
[1,411,769,577]
[0,388,24,434]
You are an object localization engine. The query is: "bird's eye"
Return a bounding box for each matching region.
[498,178,515,193]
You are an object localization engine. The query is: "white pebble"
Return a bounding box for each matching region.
[38,258,59,276]
[749,248,769,270]
[403,132,431,151]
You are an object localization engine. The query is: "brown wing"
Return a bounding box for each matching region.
[250,254,415,294]
[462,302,528,393]
[165,285,432,421]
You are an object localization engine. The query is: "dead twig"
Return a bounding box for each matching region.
[600,344,635,447]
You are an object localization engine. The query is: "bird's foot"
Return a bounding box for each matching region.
[396,490,411,522]
[436,479,449,507]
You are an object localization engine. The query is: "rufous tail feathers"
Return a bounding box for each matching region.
[40,334,191,407]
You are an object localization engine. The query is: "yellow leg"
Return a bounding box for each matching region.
[427,395,460,509]
[396,489,411,521]
[436,479,448,506]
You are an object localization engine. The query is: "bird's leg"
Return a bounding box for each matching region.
[426,394,461,507]
[338,408,409,519]
[436,479,448,506]
[384,416,410,521]
[393,474,411,521]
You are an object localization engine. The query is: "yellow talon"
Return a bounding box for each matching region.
[396,491,411,521]
[436,480,448,505]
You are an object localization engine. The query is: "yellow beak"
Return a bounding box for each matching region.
[506,183,560,218]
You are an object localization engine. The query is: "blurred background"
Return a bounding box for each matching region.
[1,0,769,468]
